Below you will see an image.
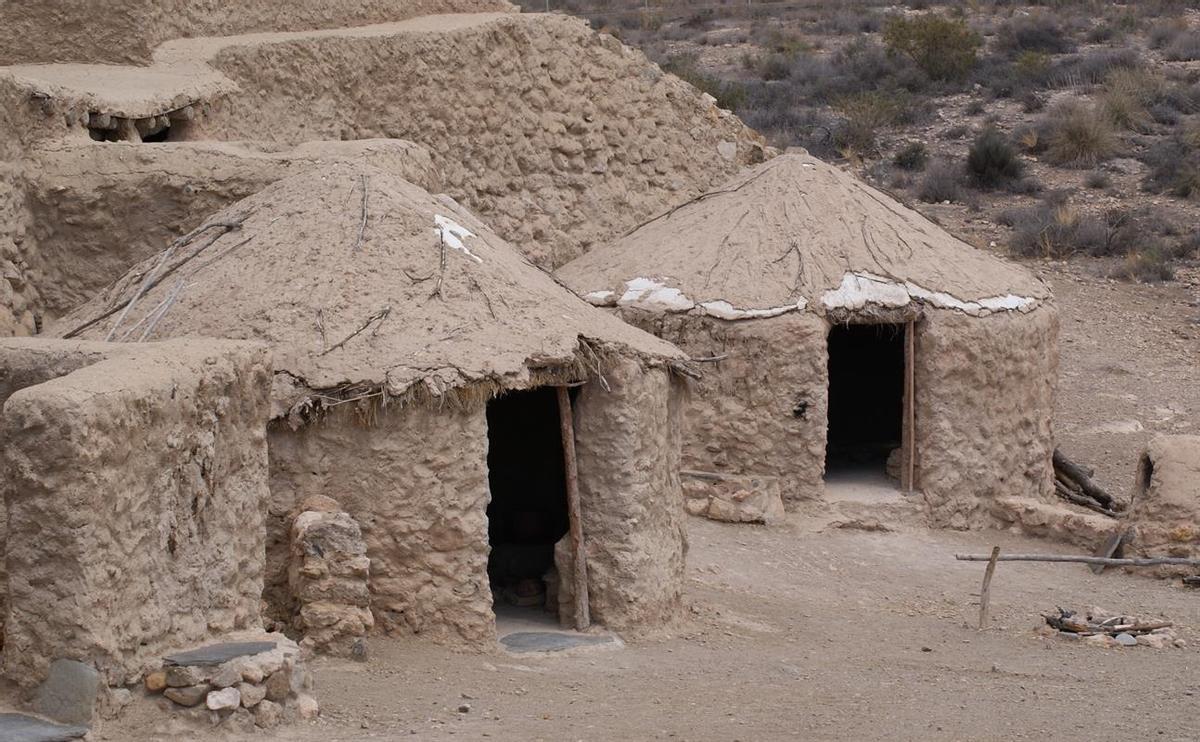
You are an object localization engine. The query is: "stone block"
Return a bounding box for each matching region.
[33,660,101,726]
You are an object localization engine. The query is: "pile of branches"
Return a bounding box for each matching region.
[1053,449,1123,518]
[1044,607,1171,637]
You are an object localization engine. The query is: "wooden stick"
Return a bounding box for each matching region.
[1054,481,1117,518]
[352,174,369,252]
[903,319,916,494]
[978,546,1000,630]
[556,385,590,631]
[956,554,1200,567]
[1053,449,1118,510]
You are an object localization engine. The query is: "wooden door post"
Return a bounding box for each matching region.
[556,386,590,630]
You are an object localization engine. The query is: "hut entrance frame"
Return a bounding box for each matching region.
[484,385,591,629]
[824,320,918,492]
[485,386,572,618]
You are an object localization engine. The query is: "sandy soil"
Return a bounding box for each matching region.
[104,509,1200,742]
[1045,262,1199,500]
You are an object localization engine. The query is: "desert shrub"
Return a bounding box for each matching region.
[1100,74,1154,132]
[893,141,929,170]
[882,14,981,82]
[755,53,793,81]
[1149,18,1189,49]
[997,13,1076,55]
[1085,171,1112,189]
[1165,30,1200,62]
[660,54,747,111]
[738,97,840,157]
[941,124,971,140]
[1048,48,1142,88]
[917,158,965,203]
[965,99,986,116]
[1037,99,1119,166]
[966,128,1025,187]
[1110,247,1175,282]
[1139,125,1200,198]
[1008,204,1139,258]
[832,91,909,155]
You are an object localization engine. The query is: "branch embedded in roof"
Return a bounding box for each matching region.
[319,306,392,356]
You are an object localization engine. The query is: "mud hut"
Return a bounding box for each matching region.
[57,163,691,644]
[557,152,1059,528]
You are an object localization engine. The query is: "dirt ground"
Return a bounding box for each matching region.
[83,258,1200,742]
[106,513,1197,742]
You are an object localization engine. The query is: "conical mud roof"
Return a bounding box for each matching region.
[57,163,683,415]
[557,153,1051,320]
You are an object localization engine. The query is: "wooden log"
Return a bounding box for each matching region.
[956,554,1200,567]
[1053,481,1117,518]
[978,546,1000,630]
[557,386,590,631]
[1053,449,1119,510]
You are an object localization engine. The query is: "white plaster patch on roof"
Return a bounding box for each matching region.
[698,299,807,320]
[905,280,1039,316]
[821,273,911,311]
[434,214,482,264]
[583,290,617,307]
[617,277,695,313]
[823,272,1042,317]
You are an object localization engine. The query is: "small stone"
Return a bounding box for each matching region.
[296,694,319,720]
[1114,633,1138,647]
[1175,639,1188,648]
[238,682,267,708]
[166,665,207,687]
[220,707,256,734]
[241,665,265,684]
[264,667,292,703]
[211,661,244,689]
[144,671,168,693]
[164,684,211,707]
[1137,633,1168,649]
[254,700,282,729]
[351,637,369,661]
[458,704,471,714]
[207,687,241,711]
[1084,634,1115,648]
[920,647,932,653]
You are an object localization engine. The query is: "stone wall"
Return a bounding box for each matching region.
[267,403,494,645]
[617,310,829,502]
[0,337,272,687]
[567,359,687,630]
[0,0,516,65]
[915,306,1059,529]
[23,139,439,320]
[198,14,768,268]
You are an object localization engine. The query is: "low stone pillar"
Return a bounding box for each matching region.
[1125,435,1200,575]
[288,496,373,657]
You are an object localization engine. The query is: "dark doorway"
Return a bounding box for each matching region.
[825,323,905,474]
[486,387,570,615]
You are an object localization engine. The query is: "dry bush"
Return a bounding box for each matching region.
[1100,68,1164,132]
[1048,48,1141,88]
[832,91,908,155]
[1038,99,1119,167]
[882,13,981,82]
[917,158,965,203]
[1140,121,1200,199]
[1166,32,1200,61]
[966,128,1025,187]
[893,141,928,171]
[1007,204,1138,258]
[997,13,1076,55]
[1109,248,1175,283]
[1084,170,1112,189]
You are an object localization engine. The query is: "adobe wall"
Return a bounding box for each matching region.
[0,0,516,66]
[0,337,272,687]
[616,310,829,502]
[198,14,768,268]
[566,359,687,630]
[22,138,440,319]
[916,306,1059,529]
[1124,435,1200,574]
[267,403,495,645]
